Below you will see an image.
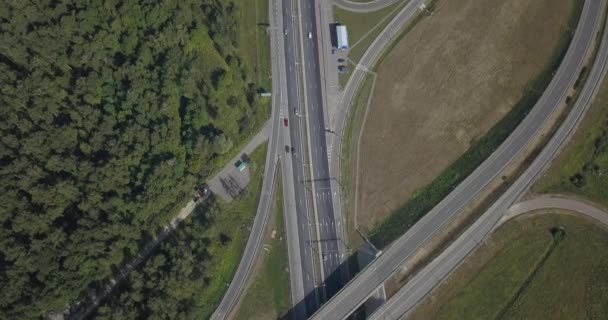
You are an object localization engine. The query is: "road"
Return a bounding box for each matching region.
[371,10,608,318]
[280,0,322,315]
[502,195,608,228]
[209,0,284,318]
[311,0,604,318]
[334,0,401,13]
[297,0,347,302]
[327,0,426,262]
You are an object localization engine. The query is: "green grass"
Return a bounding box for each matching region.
[237,0,271,91]
[367,1,584,248]
[340,74,374,247]
[234,170,291,320]
[534,66,608,207]
[334,1,405,63]
[338,68,353,88]
[205,0,272,178]
[413,213,608,320]
[198,142,269,319]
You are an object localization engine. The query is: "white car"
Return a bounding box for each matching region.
[308,32,312,39]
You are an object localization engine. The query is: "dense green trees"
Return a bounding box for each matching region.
[95,200,221,320]
[0,0,264,318]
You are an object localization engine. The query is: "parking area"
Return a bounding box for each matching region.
[207,120,271,202]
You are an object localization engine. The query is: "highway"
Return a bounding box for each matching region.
[371,6,608,318]
[312,0,604,318]
[214,0,349,316]
[280,0,321,315]
[297,0,347,301]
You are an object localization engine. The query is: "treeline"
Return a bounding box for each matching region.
[93,143,266,319]
[0,0,263,318]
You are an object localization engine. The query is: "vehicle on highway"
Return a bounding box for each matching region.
[337,58,345,63]
[284,28,287,35]
[291,147,296,155]
[285,145,290,153]
[308,32,312,39]
[284,118,289,127]
[338,65,348,73]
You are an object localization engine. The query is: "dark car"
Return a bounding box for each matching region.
[337,58,345,63]
[285,145,290,153]
[291,147,296,155]
[284,118,289,127]
[194,183,210,201]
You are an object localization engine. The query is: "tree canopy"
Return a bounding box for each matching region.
[0,0,263,318]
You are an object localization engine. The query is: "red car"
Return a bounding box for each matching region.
[284,118,289,127]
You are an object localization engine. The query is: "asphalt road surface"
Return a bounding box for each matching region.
[371,7,608,318]
[334,0,402,13]
[297,0,347,302]
[502,195,608,228]
[312,0,603,318]
[280,0,322,315]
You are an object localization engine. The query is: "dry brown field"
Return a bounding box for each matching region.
[351,0,577,230]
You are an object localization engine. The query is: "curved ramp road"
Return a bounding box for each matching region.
[368,3,608,319]
[375,193,608,319]
[503,195,608,227]
[313,0,604,318]
[210,0,283,317]
[334,0,404,13]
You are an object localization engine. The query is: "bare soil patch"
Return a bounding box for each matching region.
[354,0,577,229]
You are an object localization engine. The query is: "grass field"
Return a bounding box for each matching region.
[234,171,291,320]
[409,212,608,320]
[534,69,608,208]
[341,74,375,247]
[207,0,272,176]
[333,1,405,64]
[348,0,580,246]
[198,143,269,318]
[237,0,272,91]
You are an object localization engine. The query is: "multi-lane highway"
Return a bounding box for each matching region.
[280,0,321,315]
[297,0,347,301]
[312,0,604,318]
[216,0,350,316]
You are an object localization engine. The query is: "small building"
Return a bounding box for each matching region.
[336,25,349,50]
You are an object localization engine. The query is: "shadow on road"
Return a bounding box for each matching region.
[279,247,378,319]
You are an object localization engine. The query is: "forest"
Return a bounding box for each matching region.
[94,199,223,319]
[0,0,265,318]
